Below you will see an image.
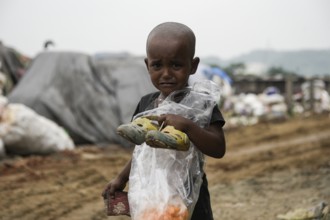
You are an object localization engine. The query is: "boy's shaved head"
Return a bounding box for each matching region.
[146,22,196,59]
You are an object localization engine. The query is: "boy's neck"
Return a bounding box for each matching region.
[157,85,191,106]
[156,93,166,106]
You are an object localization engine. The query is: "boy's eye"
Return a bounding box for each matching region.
[151,63,161,70]
[172,63,182,70]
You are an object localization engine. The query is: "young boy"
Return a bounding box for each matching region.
[102,22,226,220]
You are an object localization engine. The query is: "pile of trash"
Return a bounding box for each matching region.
[222,82,330,129]
[223,87,288,128]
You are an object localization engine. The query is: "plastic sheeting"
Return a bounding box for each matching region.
[8,52,155,145]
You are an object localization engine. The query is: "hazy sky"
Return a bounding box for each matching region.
[1,0,329,59]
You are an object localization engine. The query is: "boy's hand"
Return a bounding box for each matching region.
[157,114,226,158]
[102,176,127,199]
[157,114,192,132]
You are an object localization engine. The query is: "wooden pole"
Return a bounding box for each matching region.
[285,75,293,115]
[309,78,315,113]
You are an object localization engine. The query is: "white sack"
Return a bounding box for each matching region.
[0,101,74,155]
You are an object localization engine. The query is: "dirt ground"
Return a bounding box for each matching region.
[0,113,329,220]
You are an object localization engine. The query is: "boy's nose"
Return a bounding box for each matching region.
[162,67,172,78]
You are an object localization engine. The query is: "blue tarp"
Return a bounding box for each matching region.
[201,66,233,85]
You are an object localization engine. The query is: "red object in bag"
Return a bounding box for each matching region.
[104,190,130,216]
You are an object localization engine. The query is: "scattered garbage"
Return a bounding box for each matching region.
[277,201,329,220]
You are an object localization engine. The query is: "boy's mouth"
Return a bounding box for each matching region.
[159,81,176,87]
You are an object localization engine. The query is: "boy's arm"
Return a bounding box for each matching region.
[102,158,132,198]
[187,122,226,158]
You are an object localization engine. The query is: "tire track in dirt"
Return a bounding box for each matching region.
[206,127,330,183]
[226,129,330,157]
[0,166,108,220]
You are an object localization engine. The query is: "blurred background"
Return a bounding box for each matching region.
[0,0,329,220]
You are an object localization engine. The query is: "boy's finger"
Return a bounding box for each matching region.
[102,184,110,197]
[143,115,159,121]
[157,114,166,121]
[101,190,107,198]
[109,187,116,199]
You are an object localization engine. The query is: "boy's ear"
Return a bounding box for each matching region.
[190,57,200,75]
[144,58,149,70]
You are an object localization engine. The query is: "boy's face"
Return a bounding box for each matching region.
[145,35,199,97]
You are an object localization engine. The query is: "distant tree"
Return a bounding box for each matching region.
[267,66,297,77]
[223,62,246,78]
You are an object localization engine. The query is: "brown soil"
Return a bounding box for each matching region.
[0,114,329,220]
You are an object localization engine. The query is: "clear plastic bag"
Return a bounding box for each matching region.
[128,80,220,220]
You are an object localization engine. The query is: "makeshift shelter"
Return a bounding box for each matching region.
[8,51,155,146]
[93,54,156,124]
[0,41,30,94]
